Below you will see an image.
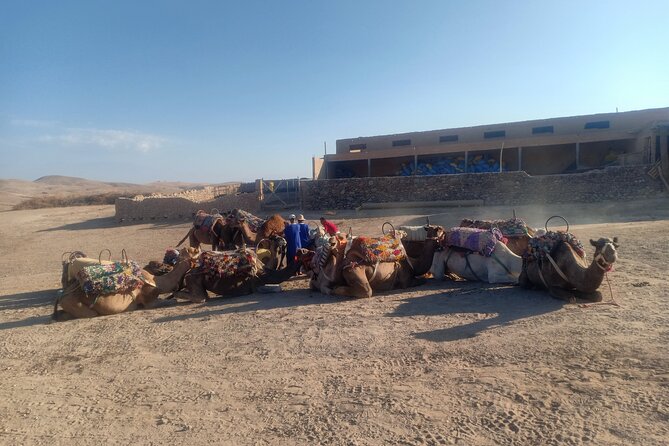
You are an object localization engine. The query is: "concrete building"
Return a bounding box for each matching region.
[313,107,669,179]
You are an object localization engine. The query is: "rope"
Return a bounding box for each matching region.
[579,272,620,308]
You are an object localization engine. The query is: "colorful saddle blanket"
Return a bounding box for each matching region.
[199,249,258,281]
[77,261,145,298]
[526,231,585,260]
[232,209,265,233]
[442,227,504,257]
[194,211,220,233]
[350,234,406,264]
[460,218,530,237]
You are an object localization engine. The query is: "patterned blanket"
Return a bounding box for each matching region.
[442,227,504,257]
[194,210,219,233]
[525,231,585,260]
[350,234,406,264]
[199,249,258,281]
[232,209,265,233]
[77,261,145,298]
[460,218,530,237]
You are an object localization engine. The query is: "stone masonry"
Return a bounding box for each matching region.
[300,166,665,210]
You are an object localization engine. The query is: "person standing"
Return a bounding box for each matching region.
[284,215,301,264]
[297,214,311,249]
[320,216,339,236]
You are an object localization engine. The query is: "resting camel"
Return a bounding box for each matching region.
[173,249,309,302]
[308,235,347,295]
[229,211,286,246]
[431,241,522,284]
[459,217,536,256]
[54,248,200,320]
[177,211,234,251]
[321,227,443,298]
[519,236,619,302]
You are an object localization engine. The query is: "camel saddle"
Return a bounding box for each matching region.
[349,234,406,264]
[525,231,585,261]
[460,218,530,237]
[442,227,504,257]
[193,210,223,233]
[199,249,259,281]
[76,261,146,298]
[231,209,265,233]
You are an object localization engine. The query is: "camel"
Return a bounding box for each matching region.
[173,248,309,302]
[54,248,200,320]
[308,234,347,295]
[322,228,442,298]
[431,241,522,283]
[459,217,536,256]
[229,211,286,246]
[519,236,619,302]
[176,210,235,251]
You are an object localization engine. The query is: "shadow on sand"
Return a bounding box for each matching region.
[388,282,564,342]
[152,289,348,324]
[0,289,59,330]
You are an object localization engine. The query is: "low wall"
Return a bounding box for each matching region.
[115,192,260,223]
[300,166,665,210]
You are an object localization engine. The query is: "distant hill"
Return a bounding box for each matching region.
[0,175,234,211]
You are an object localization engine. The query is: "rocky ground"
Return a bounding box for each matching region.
[0,199,667,445]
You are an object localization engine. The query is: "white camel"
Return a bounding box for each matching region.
[430,240,522,284]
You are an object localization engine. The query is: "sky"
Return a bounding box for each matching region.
[1,0,668,184]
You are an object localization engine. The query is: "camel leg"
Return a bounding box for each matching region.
[518,269,532,288]
[58,293,99,319]
[547,286,576,303]
[574,290,603,302]
[331,284,372,298]
[173,275,208,303]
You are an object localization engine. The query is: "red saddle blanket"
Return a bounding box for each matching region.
[199,249,258,280]
[349,234,406,264]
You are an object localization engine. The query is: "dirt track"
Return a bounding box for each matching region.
[1,200,668,445]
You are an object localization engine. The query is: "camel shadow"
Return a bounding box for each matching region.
[38,217,117,232]
[388,282,564,342]
[0,289,57,311]
[152,288,348,324]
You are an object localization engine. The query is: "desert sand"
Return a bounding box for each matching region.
[0,199,668,445]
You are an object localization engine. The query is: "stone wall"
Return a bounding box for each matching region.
[115,191,260,223]
[300,166,665,209]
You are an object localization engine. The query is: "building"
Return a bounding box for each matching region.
[313,107,669,179]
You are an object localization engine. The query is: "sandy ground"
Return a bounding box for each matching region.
[0,199,668,445]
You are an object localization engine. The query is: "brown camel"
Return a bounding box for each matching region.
[54,248,200,320]
[459,217,536,256]
[231,213,286,246]
[519,236,619,302]
[176,211,235,251]
[318,229,442,299]
[173,249,308,302]
[308,234,348,295]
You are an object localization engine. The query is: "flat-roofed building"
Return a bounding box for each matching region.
[313,107,669,179]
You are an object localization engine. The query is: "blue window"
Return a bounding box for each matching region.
[484,130,505,138]
[392,139,411,147]
[584,121,610,129]
[439,135,459,143]
[532,125,554,134]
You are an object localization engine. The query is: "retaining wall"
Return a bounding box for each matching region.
[115,192,259,223]
[300,166,665,209]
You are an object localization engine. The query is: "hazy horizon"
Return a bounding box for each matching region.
[2,1,668,183]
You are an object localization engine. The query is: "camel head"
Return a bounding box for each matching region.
[424,224,445,240]
[178,246,201,268]
[590,237,619,271]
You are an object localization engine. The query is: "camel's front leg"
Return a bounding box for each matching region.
[518,269,532,288]
[548,286,576,303]
[574,290,603,302]
[58,292,99,319]
[173,275,208,303]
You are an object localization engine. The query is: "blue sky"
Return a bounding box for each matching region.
[1,1,668,183]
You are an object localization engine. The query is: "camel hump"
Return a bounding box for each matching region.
[526,231,586,260]
[349,234,406,264]
[443,227,504,257]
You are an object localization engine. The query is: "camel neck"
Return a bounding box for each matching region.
[154,259,191,292]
